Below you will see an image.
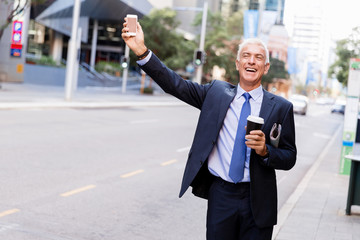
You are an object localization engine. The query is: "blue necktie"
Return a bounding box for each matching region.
[229,92,251,183]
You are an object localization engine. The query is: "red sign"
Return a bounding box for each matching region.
[11,21,23,44]
[10,21,23,57]
[11,44,22,50]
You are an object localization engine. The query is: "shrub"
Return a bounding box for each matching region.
[95,61,122,76]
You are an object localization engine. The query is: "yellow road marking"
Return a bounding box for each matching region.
[121,169,144,178]
[0,209,20,218]
[60,185,96,197]
[161,159,178,166]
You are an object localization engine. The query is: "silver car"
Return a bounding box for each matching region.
[289,95,308,115]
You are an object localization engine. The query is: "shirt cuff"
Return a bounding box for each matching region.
[136,50,152,66]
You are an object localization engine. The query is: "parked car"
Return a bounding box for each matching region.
[289,94,308,115]
[331,102,345,114]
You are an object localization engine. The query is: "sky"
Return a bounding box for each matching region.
[284,0,360,40]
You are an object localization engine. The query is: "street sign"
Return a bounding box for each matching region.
[340,58,360,175]
[10,21,23,57]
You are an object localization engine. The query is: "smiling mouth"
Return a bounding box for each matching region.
[245,68,257,72]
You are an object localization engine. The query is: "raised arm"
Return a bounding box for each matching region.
[121,17,148,57]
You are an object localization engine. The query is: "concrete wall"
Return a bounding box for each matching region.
[0,1,30,83]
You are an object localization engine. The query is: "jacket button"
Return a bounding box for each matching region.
[200,161,203,165]
[212,140,216,145]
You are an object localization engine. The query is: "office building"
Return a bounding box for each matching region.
[284,0,330,86]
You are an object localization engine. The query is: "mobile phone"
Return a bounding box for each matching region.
[126,14,137,36]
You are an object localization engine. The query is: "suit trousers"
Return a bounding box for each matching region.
[206,177,273,240]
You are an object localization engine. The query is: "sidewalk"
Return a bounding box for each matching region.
[0,63,184,109]
[0,82,185,109]
[273,125,360,240]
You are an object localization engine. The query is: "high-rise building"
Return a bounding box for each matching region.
[284,0,330,86]
[219,0,246,17]
[265,0,284,24]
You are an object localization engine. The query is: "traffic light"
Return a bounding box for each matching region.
[194,50,205,66]
[120,56,129,69]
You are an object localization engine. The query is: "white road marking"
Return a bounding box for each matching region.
[176,146,191,152]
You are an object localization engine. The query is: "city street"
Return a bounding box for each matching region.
[0,102,344,239]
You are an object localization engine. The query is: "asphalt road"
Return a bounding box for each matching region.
[0,102,344,240]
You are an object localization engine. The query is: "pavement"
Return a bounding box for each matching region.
[0,63,185,109]
[0,82,185,109]
[1,64,360,239]
[273,126,360,240]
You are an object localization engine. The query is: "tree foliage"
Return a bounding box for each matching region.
[328,27,360,86]
[192,10,245,84]
[262,57,289,87]
[0,0,46,40]
[137,8,196,70]
[1,0,29,40]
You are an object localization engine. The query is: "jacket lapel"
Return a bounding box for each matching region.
[259,90,275,129]
[216,88,274,131]
[216,86,237,130]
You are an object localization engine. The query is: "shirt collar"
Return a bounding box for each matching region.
[236,84,263,101]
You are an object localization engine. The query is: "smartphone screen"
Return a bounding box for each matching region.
[127,14,137,36]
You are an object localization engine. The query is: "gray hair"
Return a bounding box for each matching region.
[236,38,270,64]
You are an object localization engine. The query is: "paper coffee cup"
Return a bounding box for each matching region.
[246,116,264,135]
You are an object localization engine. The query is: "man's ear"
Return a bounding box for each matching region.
[264,63,270,75]
[235,60,240,70]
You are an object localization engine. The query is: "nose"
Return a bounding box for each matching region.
[248,55,256,64]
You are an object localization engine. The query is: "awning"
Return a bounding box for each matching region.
[35,0,153,42]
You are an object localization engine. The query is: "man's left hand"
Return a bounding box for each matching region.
[245,130,268,157]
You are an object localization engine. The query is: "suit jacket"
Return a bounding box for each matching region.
[140,54,297,228]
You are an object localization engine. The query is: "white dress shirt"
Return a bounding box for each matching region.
[208,85,264,183]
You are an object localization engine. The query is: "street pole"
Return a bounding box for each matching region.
[90,20,98,69]
[72,27,82,92]
[122,44,130,94]
[65,0,81,101]
[194,0,208,84]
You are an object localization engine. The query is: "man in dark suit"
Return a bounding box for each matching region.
[122,20,296,240]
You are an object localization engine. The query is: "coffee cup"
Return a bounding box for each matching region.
[246,115,264,135]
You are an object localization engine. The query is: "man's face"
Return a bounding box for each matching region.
[236,43,270,91]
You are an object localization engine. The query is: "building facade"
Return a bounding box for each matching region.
[0,0,30,83]
[284,0,330,88]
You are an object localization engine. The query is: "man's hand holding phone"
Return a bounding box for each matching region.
[122,14,147,56]
[126,14,137,36]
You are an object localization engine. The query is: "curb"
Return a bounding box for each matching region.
[0,101,186,110]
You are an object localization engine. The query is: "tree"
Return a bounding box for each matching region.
[328,27,360,86]
[0,0,29,40]
[226,11,244,40]
[193,10,242,84]
[137,8,196,70]
[262,57,289,88]
[0,0,46,40]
